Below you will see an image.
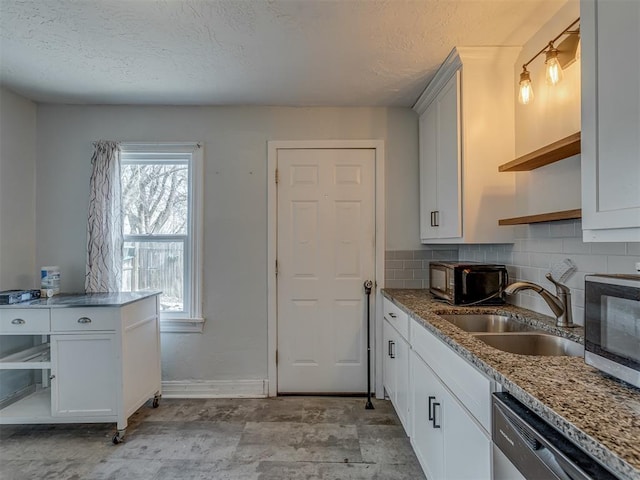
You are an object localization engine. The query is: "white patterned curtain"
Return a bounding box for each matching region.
[85,140,123,293]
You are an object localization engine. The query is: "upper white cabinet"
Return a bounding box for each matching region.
[414,47,520,244]
[581,0,640,242]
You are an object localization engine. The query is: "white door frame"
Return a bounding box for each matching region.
[267,140,385,397]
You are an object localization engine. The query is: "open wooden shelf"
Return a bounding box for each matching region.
[498,209,582,225]
[499,132,581,172]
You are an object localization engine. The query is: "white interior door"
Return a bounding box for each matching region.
[277,147,375,393]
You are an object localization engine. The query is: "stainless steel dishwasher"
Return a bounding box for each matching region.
[492,392,619,480]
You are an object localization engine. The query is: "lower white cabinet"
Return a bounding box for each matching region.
[410,349,491,480]
[383,319,410,431]
[381,297,494,480]
[0,294,161,442]
[50,334,117,417]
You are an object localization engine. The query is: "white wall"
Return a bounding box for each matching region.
[458,1,640,325]
[0,88,38,403]
[0,87,37,289]
[34,105,419,382]
[513,0,581,217]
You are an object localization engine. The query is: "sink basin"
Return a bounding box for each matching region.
[438,314,541,333]
[472,333,584,357]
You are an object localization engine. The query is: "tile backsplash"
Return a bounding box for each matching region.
[458,220,640,326]
[385,247,457,289]
[385,220,639,326]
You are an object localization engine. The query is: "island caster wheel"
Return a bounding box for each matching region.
[112,429,126,444]
[152,394,161,408]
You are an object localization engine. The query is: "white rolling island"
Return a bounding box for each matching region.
[0,291,161,444]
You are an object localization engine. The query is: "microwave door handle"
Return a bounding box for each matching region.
[502,269,509,293]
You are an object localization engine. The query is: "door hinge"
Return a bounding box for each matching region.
[275,350,279,365]
[275,168,279,184]
[275,259,279,276]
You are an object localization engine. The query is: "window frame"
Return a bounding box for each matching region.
[120,143,204,333]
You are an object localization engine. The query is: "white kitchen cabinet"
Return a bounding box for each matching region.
[411,351,445,480]
[409,315,492,480]
[0,293,161,443]
[581,0,640,242]
[410,350,491,480]
[50,334,117,417]
[414,47,519,244]
[382,299,410,432]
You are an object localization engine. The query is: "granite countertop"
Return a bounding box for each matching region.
[0,291,161,308]
[382,288,640,480]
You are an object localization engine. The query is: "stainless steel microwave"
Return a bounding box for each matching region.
[584,274,640,388]
[429,261,508,306]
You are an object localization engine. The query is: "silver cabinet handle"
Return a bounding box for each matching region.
[388,313,397,318]
[77,317,92,324]
[11,318,26,325]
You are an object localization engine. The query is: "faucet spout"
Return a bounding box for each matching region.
[504,280,574,328]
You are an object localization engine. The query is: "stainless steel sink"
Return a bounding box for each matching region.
[438,314,541,333]
[472,333,584,357]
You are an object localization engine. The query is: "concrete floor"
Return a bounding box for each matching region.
[0,396,426,479]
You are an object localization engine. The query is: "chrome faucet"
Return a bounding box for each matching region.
[504,273,574,328]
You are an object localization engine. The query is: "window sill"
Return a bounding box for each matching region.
[160,317,206,333]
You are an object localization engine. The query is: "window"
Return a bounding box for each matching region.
[120,143,204,332]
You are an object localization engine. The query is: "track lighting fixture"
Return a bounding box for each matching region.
[518,18,580,105]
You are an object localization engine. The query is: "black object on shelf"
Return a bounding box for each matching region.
[0,289,41,305]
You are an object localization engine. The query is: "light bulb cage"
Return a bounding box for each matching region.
[545,44,560,63]
[518,17,580,102]
[519,67,532,84]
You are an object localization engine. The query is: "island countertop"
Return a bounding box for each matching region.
[382,288,640,480]
[0,291,161,308]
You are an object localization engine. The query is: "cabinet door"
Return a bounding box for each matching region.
[442,386,491,480]
[410,351,444,480]
[419,70,462,242]
[581,0,640,240]
[395,336,410,432]
[419,102,439,240]
[435,70,462,239]
[383,321,397,402]
[50,334,117,417]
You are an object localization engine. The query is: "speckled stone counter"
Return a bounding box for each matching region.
[382,289,640,480]
[0,291,161,308]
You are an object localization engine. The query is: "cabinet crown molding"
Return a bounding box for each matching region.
[412,46,521,115]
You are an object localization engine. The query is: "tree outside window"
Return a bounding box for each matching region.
[119,145,204,331]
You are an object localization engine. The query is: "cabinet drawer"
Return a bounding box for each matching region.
[51,308,118,332]
[0,309,50,333]
[410,318,492,432]
[383,298,409,340]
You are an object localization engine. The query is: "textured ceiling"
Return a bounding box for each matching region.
[0,0,566,106]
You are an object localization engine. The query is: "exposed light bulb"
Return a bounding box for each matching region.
[545,45,564,86]
[518,67,534,105]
